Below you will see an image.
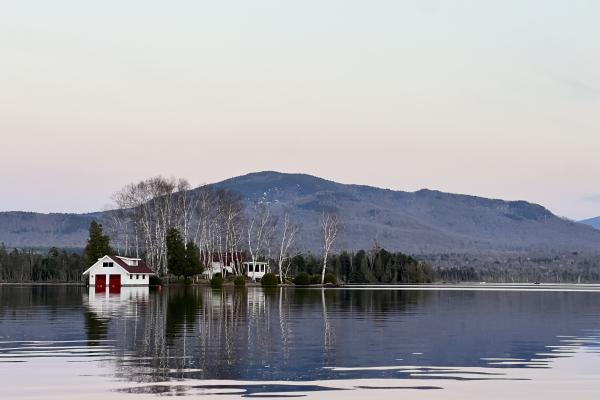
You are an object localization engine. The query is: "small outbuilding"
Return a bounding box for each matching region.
[244,261,269,280]
[201,251,245,278]
[83,255,155,291]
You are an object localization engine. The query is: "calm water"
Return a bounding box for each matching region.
[1,285,600,399]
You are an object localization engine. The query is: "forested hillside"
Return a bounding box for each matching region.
[2,172,600,256]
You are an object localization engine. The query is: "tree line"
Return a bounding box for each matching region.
[4,241,600,284]
[427,252,600,283]
[2,175,599,284]
[0,246,83,282]
[285,248,433,284]
[107,176,338,284]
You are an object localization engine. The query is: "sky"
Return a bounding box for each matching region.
[0,0,599,220]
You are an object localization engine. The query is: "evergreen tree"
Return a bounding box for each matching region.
[184,241,203,278]
[305,254,319,275]
[84,221,113,266]
[166,228,186,277]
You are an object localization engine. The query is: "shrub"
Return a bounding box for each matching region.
[310,274,321,285]
[234,276,246,287]
[261,273,278,287]
[210,275,224,289]
[294,272,310,286]
[324,273,337,285]
[149,275,162,286]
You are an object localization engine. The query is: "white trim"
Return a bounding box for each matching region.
[115,256,142,261]
[82,255,113,275]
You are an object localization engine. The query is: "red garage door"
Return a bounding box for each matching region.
[109,275,121,293]
[95,275,106,292]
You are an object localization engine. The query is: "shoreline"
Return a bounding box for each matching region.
[3,282,600,292]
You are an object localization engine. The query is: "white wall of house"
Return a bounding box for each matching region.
[202,261,233,277]
[85,256,150,286]
[244,262,268,279]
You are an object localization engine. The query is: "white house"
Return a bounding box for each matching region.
[83,255,155,290]
[201,252,245,278]
[244,261,269,280]
[202,263,234,278]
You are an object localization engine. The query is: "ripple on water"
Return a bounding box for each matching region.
[0,340,116,361]
[2,286,600,399]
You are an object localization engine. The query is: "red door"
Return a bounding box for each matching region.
[109,275,121,293]
[95,275,106,292]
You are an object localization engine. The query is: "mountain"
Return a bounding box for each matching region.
[210,172,600,254]
[0,211,101,249]
[2,171,600,254]
[580,217,600,231]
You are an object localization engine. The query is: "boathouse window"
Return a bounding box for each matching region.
[142,275,145,279]
[103,262,114,268]
[249,265,254,272]
[136,274,139,279]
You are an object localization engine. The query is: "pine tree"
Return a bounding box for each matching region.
[184,241,203,278]
[84,221,113,266]
[166,228,186,278]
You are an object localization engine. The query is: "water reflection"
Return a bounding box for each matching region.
[74,288,441,382]
[1,286,600,398]
[84,287,149,347]
[80,287,600,382]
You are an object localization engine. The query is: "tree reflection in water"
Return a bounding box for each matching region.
[82,286,351,382]
[79,287,600,383]
[2,286,600,399]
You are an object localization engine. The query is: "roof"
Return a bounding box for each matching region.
[202,265,234,275]
[108,255,155,274]
[202,251,246,265]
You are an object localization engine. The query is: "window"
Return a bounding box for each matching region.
[142,275,145,279]
[249,265,254,272]
[102,262,114,268]
[136,274,139,279]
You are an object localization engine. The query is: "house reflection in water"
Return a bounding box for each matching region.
[85,286,150,318]
[78,287,341,382]
[83,286,150,346]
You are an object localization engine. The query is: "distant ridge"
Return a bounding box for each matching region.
[209,171,600,254]
[0,211,102,249]
[2,171,600,254]
[580,216,600,231]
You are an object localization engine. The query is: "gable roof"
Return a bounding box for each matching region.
[83,255,155,275]
[108,255,155,274]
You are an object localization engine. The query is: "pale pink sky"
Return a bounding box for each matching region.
[0,1,599,219]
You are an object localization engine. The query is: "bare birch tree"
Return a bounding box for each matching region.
[246,203,275,280]
[193,186,216,276]
[276,213,300,283]
[104,207,131,256]
[175,179,196,247]
[320,212,339,284]
[190,187,244,278]
[112,176,191,276]
[216,189,243,276]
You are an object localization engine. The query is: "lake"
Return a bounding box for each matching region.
[1,285,600,399]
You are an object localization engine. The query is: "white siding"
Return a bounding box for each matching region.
[244,262,268,279]
[85,256,151,286]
